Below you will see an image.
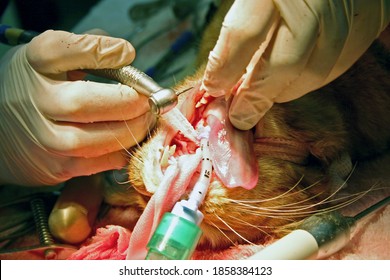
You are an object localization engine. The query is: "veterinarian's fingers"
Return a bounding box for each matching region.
[66,151,128,178]
[36,80,151,123]
[202,0,279,97]
[39,112,155,158]
[26,30,135,74]
[271,0,350,103]
[317,0,389,84]
[49,175,104,244]
[229,0,389,130]
[229,1,319,130]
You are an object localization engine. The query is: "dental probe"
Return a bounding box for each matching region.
[248,195,390,260]
[0,24,187,116]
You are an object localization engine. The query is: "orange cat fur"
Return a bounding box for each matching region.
[104,0,390,250]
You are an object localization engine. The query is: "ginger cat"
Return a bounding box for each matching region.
[103,0,390,250]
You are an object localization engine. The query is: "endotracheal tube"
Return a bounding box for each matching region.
[145,137,212,260]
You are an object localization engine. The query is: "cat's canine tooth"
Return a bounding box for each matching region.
[169,145,176,156]
[200,96,208,104]
[195,96,209,108]
[160,146,170,168]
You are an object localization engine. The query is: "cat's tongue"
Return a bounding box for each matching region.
[204,98,258,189]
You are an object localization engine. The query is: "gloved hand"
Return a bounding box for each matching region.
[0,30,155,186]
[202,0,390,130]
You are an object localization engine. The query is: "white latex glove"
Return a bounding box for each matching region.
[202,0,390,130]
[0,30,155,186]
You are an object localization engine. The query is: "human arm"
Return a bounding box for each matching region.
[0,30,155,186]
[202,0,390,130]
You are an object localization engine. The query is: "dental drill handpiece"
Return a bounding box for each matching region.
[0,25,180,116]
[88,66,180,115]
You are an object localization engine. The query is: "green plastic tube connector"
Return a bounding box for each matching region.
[145,212,202,260]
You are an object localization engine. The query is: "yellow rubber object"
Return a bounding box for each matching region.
[48,175,104,244]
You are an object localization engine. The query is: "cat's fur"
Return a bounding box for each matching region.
[104,0,390,250]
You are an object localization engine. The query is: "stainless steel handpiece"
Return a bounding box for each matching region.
[90,66,178,115]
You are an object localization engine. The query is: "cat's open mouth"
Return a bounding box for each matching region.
[127,81,316,250]
[137,82,259,198]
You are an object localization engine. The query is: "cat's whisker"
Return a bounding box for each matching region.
[264,164,359,214]
[142,114,156,140]
[213,214,258,246]
[226,181,325,214]
[241,209,312,218]
[207,220,237,248]
[231,207,301,221]
[123,176,140,186]
[225,175,306,205]
[227,215,273,238]
[232,204,305,217]
[111,169,131,185]
[239,205,336,222]
[124,119,143,151]
[128,150,144,166]
[314,184,380,214]
[231,192,356,218]
[121,111,157,153]
[310,162,358,207]
[260,188,326,210]
[260,164,357,212]
[102,122,132,158]
[320,189,369,208]
[278,184,379,217]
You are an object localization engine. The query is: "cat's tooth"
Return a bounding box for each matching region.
[160,145,170,168]
[169,145,176,156]
[195,96,209,108]
[200,97,208,104]
[210,180,222,189]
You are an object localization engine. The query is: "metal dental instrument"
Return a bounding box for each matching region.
[248,195,390,260]
[89,66,190,115]
[0,24,189,116]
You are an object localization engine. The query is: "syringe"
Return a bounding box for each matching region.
[248,195,390,260]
